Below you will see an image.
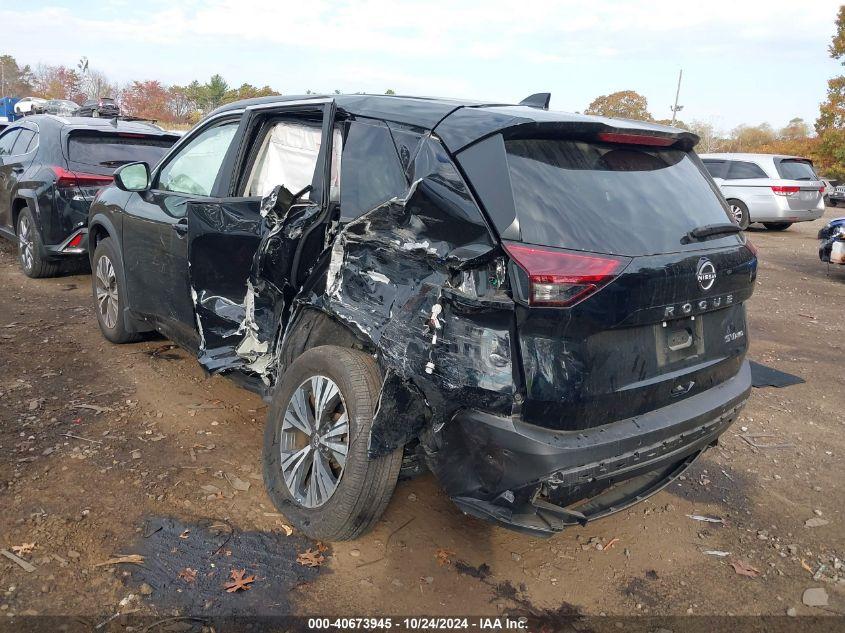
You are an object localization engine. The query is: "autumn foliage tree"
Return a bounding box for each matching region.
[815,5,845,178]
[585,90,652,121]
[120,80,172,121]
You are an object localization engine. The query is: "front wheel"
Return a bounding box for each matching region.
[263,346,402,541]
[763,222,792,231]
[91,238,140,344]
[727,199,750,230]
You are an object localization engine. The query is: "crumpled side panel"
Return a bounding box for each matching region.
[290,137,515,457]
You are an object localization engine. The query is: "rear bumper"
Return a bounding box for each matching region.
[437,360,751,536]
[44,228,89,257]
[751,198,825,223]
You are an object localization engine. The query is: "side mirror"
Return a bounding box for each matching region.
[114,162,151,192]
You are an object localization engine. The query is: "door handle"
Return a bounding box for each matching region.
[172,219,188,236]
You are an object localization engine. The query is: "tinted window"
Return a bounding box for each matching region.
[158,122,238,196]
[68,133,175,168]
[0,129,20,156]
[504,139,733,256]
[11,129,35,155]
[777,159,818,181]
[340,120,407,220]
[702,160,726,179]
[726,161,768,180]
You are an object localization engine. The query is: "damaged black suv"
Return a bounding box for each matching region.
[88,94,757,540]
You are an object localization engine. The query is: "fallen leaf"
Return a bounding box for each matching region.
[279,524,293,537]
[178,567,198,583]
[686,514,724,524]
[729,559,760,578]
[435,548,455,566]
[11,543,35,556]
[179,529,191,539]
[315,541,329,553]
[95,554,145,567]
[604,538,619,550]
[297,549,325,567]
[224,568,255,592]
[801,559,814,573]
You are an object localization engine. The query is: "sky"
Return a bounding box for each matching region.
[1,0,842,131]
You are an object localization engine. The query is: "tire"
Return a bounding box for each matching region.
[91,237,140,344]
[727,199,750,230]
[17,208,60,278]
[263,346,402,541]
[763,222,792,231]
[829,200,838,207]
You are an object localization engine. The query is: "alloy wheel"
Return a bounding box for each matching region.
[279,376,349,508]
[18,215,34,272]
[95,255,119,330]
[730,204,745,227]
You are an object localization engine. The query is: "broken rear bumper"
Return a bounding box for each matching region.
[437,360,751,536]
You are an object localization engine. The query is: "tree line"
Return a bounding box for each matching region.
[0,55,281,125]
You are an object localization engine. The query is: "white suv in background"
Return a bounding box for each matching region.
[700,153,825,230]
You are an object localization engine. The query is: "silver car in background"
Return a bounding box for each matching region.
[700,153,825,230]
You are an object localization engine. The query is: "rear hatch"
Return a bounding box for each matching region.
[771,157,824,212]
[460,132,757,431]
[62,130,175,201]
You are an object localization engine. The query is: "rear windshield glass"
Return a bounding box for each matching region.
[776,159,817,181]
[505,139,734,256]
[68,133,174,168]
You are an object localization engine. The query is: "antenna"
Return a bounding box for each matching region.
[670,69,684,125]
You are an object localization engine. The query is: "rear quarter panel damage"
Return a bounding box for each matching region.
[188,134,517,458]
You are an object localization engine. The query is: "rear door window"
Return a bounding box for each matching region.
[776,159,818,181]
[339,119,407,221]
[503,138,734,256]
[68,133,175,169]
[726,161,768,179]
[0,129,20,156]
[10,129,34,155]
[702,160,727,179]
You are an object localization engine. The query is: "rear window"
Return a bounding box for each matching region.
[776,159,817,181]
[504,139,734,256]
[68,133,174,168]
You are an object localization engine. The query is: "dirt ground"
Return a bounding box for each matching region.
[0,208,843,627]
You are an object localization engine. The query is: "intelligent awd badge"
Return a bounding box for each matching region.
[696,257,717,291]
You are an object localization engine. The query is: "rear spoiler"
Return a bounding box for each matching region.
[436,109,700,153]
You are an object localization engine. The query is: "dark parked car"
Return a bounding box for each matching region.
[76,97,120,118]
[88,94,757,540]
[0,115,178,277]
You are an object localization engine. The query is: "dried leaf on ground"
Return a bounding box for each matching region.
[179,529,191,539]
[279,524,293,536]
[315,541,329,553]
[11,543,35,556]
[729,559,760,578]
[178,567,198,583]
[801,559,814,573]
[224,568,256,593]
[604,538,619,550]
[297,549,325,567]
[435,548,456,566]
[95,554,145,567]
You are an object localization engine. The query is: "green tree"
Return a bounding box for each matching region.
[816,6,845,178]
[221,83,279,104]
[584,90,652,121]
[385,88,396,95]
[204,74,229,110]
[0,54,34,96]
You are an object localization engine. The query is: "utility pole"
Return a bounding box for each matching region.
[670,68,684,125]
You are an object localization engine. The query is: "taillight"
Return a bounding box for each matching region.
[51,166,113,189]
[504,242,630,307]
[745,239,758,257]
[771,186,800,196]
[597,132,676,147]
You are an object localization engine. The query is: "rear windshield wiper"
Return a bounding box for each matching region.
[683,223,741,243]
[99,160,132,167]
